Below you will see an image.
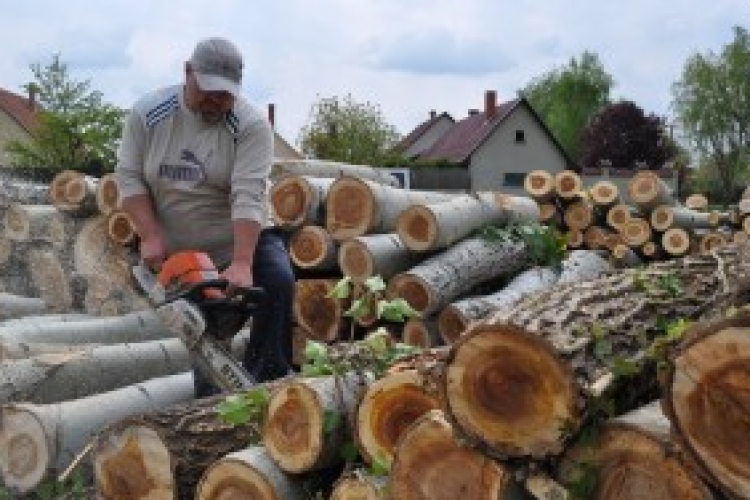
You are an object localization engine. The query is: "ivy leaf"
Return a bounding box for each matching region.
[364,276,386,293]
[328,276,353,299]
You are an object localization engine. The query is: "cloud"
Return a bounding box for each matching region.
[365,29,514,76]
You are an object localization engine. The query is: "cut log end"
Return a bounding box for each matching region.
[107,211,136,246]
[590,181,619,206]
[606,204,633,230]
[662,227,691,256]
[356,370,440,465]
[554,170,583,200]
[437,306,468,345]
[564,201,594,230]
[289,226,328,268]
[330,476,382,500]
[93,425,173,500]
[326,177,374,240]
[338,239,373,282]
[0,406,49,493]
[401,319,436,348]
[198,457,276,500]
[388,274,432,316]
[96,174,120,215]
[524,170,555,200]
[293,280,343,342]
[270,176,311,227]
[263,383,322,473]
[651,206,673,232]
[446,325,577,457]
[390,410,509,500]
[397,205,437,252]
[628,171,659,204]
[685,194,709,211]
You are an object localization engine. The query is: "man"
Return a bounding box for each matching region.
[116,37,295,394]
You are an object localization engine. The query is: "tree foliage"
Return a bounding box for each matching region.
[672,26,750,203]
[520,51,613,162]
[5,54,125,173]
[579,100,677,171]
[298,94,402,166]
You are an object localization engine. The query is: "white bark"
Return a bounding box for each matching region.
[0,293,48,320]
[338,233,424,282]
[271,159,400,187]
[0,372,194,493]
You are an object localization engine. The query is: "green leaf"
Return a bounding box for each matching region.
[362,327,390,354]
[379,298,419,322]
[304,340,329,364]
[364,276,386,293]
[216,394,252,425]
[611,356,639,377]
[328,276,353,299]
[370,452,392,477]
[344,297,370,319]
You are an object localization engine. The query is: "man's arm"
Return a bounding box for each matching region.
[121,194,166,269]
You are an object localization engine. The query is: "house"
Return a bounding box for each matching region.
[395,110,455,159]
[0,87,39,167]
[267,103,303,160]
[398,90,574,195]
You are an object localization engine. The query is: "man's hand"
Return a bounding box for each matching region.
[221,260,253,295]
[140,234,167,271]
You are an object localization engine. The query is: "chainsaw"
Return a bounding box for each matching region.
[133,251,265,392]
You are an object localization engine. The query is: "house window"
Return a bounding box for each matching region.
[515,130,525,143]
[503,172,526,187]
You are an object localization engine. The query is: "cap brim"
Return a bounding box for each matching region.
[194,72,240,97]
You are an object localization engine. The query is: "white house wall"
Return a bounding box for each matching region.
[0,110,32,167]
[470,106,568,194]
[404,116,455,158]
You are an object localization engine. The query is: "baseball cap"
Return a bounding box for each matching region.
[190,37,243,97]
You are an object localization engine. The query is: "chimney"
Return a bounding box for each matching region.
[485,90,497,120]
[430,109,437,119]
[28,85,37,110]
[267,103,275,129]
[468,109,479,116]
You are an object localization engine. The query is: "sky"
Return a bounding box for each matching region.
[1,1,748,148]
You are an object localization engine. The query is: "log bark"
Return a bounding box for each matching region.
[524,170,556,201]
[3,203,67,245]
[387,236,529,316]
[93,390,268,500]
[389,409,515,500]
[325,177,455,240]
[0,341,97,362]
[197,446,308,500]
[293,279,347,342]
[28,246,73,312]
[288,225,339,272]
[338,233,423,283]
[0,293,48,320]
[262,373,371,473]
[443,244,750,459]
[270,175,336,229]
[0,309,172,345]
[0,338,191,404]
[651,205,716,232]
[271,159,400,187]
[662,309,750,499]
[557,401,716,500]
[628,171,676,212]
[397,192,539,252]
[95,173,120,216]
[354,369,441,467]
[611,244,643,268]
[0,372,194,493]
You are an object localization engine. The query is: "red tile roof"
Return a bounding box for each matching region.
[0,87,40,134]
[395,112,454,152]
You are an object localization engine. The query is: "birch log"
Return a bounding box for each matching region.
[338,233,424,283]
[28,247,73,312]
[0,372,195,493]
[262,373,371,473]
[355,369,440,467]
[325,177,455,240]
[288,225,339,272]
[293,279,347,342]
[606,204,638,231]
[0,338,191,404]
[270,175,336,228]
[401,317,442,348]
[524,170,556,202]
[0,293,47,320]
[387,236,529,316]
[197,446,308,500]
[557,401,716,500]
[651,205,716,232]
[443,244,750,459]
[628,171,677,212]
[271,159,399,187]
[4,203,66,245]
[396,193,539,252]
[106,209,137,246]
[389,409,514,500]
[662,227,694,256]
[49,170,99,217]
[95,172,120,215]
[590,180,620,208]
[661,309,750,499]
[555,170,584,202]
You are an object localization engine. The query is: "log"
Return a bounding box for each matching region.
[640,241,666,261]
[650,205,716,232]
[554,170,583,202]
[628,171,676,212]
[590,180,620,208]
[0,372,195,493]
[28,246,73,312]
[95,172,120,215]
[288,225,339,272]
[355,369,441,466]
[685,193,709,211]
[325,177,455,240]
[338,233,423,283]
[619,217,652,247]
[3,203,67,246]
[611,244,643,268]
[443,245,750,459]
[401,317,442,348]
[262,373,371,473]
[293,279,347,342]
[330,471,387,500]
[93,389,268,500]
[197,446,308,500]
[106,209,137,246]
[0,338,191,404]
[397,193,539,252]
[0,309,172,345]
[389,409,515,500]
[524,170,556,201]
[564,200,595,231]
[271,159,400,187]
[538,202,563,227]
[49,170,98,217]
[0,341,96,362]
[662,309,750,499]
[698,231,729,255]
[662,227,694,257]
[606,204,638,231]
[387,236,529,317]
[0,293,48,320]
[557,401,716,500]
[270,175,336,229]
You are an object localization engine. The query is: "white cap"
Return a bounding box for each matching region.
[190,37,243,96]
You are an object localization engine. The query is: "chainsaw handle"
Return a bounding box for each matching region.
[182,279,266,312]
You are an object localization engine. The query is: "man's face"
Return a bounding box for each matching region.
[185,65,235,124]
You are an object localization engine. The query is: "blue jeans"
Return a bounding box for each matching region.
[194,227,295,397]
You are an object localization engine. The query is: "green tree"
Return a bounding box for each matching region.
[672,26,750,203]
[520,51,614,162]
[298,94,402,166]
[6,54,125,174]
